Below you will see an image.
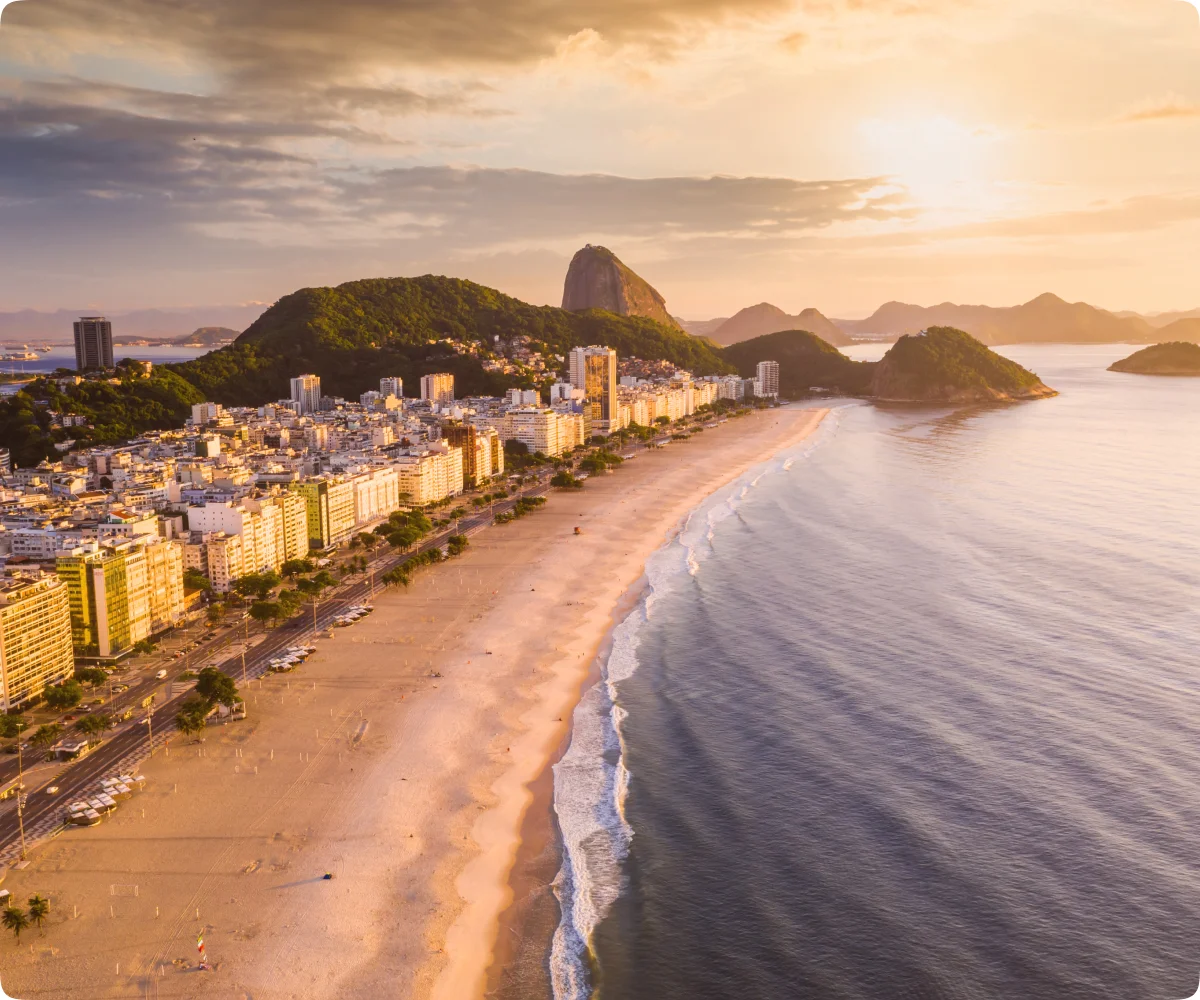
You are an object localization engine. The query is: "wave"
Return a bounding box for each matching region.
[548,408,845,999]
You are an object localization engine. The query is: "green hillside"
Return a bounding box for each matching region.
[172,275,731,404]
[870,326,1054,402]
[722,329,873,396]
[0,275,732,467]
[0,364,205,468]
[1109,341,1200,375]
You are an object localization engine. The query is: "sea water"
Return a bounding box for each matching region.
[551,344,1200,999]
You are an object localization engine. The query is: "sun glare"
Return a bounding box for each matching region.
[857,115,1003,213]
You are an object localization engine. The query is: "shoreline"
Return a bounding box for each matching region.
[484,406,833,1000]
[0,406,827,1000]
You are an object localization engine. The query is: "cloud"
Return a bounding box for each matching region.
[1115,94,1200,124]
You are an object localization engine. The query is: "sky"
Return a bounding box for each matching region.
[0,0,1198,319]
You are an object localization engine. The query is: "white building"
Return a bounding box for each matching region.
[420,373,455,405]
[192,402,225,426]
[290,374,322,415]
[379,377,403,399]
[755,361,780,398]
[506,388,541,406]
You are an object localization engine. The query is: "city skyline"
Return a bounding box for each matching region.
[1,2,1199,317]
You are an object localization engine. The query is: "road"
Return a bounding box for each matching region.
[0,475,556,859]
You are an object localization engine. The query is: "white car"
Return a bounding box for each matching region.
[155,669,168,680]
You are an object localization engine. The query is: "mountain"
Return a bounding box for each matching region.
[1109,342,1200,376]
[561,245,683,331]
[171,274,731,406]
[842,293,1153,346]
[678,317,729,338]
[114,327,241,348]
[723,330,872,396]
[1125,308,1200,328]
[711,304,852,347]
[1153,318,1200,343]
[0,305,266,343]
[870,327,1056,402]
[0,274,734,467]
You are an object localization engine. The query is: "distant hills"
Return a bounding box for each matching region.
[115,327,241,348]
[686,293,1200,347]
[0,306,266,343]
[1109,342,1200,376]
[562,245,683,331]
[838,293,1153,346]
[708,304,853,348]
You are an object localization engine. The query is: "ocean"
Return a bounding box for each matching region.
[0,346,208,395]
[551,344,1200,1000]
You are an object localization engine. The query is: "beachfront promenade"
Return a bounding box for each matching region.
[0,476,556,865]
[0,408,826,1000]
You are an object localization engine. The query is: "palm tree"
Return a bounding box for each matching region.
[3,905,29,941]
[27,896,48,929]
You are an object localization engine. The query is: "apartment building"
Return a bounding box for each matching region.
[352,467,400,527]
[569,346,618,433]
[442,423,504,487]
[187,500,284,575]
[269,490,310,561]
[290,374,322,415]
[755,361,781,398]
[56,537,185,657]
[507,408,585,458]
[289,477,358,550]
[394,447,465,506]
[0,575,75,710]
[420,373,455,405]
[0,573,74,705]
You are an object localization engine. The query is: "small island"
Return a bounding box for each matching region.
[1108,342,1200,376]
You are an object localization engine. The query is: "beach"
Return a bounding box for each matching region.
[0,405,827,1000]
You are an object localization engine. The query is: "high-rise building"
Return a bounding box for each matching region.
[569,346,619,433]
[443,423,485,487]
[379,377,404,399]
[420,373,455,405]
[73,316,114,371]
[394,448,464,506]
[755,361,780,398]
[0,575,75,711]
[269,491,311,562]
[0,448,10,475]
[192,402,225,426]
[289,478,357,550]
[290,374,322,415]
[56,538,182,658]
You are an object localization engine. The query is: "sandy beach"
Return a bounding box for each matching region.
[0,405,826,1000]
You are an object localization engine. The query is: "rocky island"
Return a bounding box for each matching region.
[869,326,1057,402]
[726,325,1056,403]
[1108,342,1200,376]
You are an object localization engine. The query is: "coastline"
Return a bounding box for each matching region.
[0,405,827,1000]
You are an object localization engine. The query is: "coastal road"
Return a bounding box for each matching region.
[0,476,555,859]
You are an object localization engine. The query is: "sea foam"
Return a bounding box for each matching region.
[548,409,843,999]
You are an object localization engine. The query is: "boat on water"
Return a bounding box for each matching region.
[0,345,40,362]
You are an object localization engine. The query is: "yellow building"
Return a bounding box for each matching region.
[420,372,455,405]
[270,490,311,562]
[56,538,184,657]
[289,477,358,550]
[395,448,465,505]
[0,575,74,711]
